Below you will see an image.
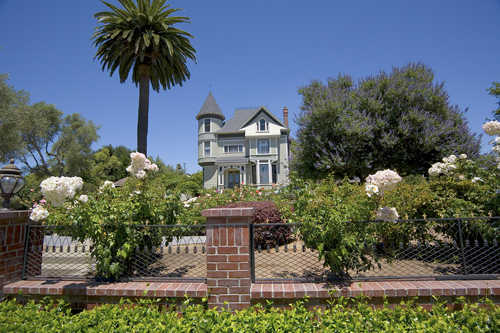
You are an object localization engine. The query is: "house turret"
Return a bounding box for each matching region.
[197,92,224,166]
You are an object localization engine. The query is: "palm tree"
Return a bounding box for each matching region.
[92,0,196,156]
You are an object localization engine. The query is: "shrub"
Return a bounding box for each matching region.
[176,181,201,197]
[44,176,179,278]
[2,296,500,332]
[219,201,293,249]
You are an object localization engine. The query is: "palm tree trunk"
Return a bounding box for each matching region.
[137,64,150,156]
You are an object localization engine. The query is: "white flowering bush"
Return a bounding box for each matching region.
[126,152,159,179]
[365,169,402,223]
[428,154,473,181]
[41,173,180,278]
[29,202,49,222]
[365,169,402,197]
[482,120,500,136]
[40,176,83,207]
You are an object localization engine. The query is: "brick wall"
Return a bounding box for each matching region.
[3,208,500,311]
[0,211,34,300]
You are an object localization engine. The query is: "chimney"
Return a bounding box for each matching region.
[283,106,289,128]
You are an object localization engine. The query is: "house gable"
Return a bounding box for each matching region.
[241,106,286,129]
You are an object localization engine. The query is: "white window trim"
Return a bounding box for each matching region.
[257,118,269,132]
[204,141,211,157]
[223,144,244,153]
[257,138,270,155]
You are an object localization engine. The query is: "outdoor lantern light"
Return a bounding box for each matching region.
[0,159,26,210]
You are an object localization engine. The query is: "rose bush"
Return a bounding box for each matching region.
[34,152,179,278]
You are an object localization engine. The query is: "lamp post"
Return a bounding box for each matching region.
[0,159,26,210]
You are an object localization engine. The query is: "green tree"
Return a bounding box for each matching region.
[487,82,500,120]
[92,0,196,156]
[294,62,482,180]
[90,145,133,183]
[1,75,101,177]
[0,73,30,161]
[50,113,101,178]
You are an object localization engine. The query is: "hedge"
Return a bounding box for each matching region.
[1,296,499,332]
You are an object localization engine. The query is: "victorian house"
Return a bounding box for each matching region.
[197,92,290,189]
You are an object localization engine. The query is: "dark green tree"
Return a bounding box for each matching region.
[294,62,482,180]
[92,0,196,156]
[487,82,500,120]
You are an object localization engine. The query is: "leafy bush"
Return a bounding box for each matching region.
[45,177,179,278]
[176,181,201,197]
[220,201,293,249]
[291,178,380,277]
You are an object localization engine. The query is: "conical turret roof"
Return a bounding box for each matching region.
[196,92,225,120]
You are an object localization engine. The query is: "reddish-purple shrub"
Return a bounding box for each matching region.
[218,201,293,248]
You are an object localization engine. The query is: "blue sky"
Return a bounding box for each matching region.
[1,0,499,174]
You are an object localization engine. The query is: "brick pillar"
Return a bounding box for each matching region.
[0,211,38,299]
[202,207,254,311]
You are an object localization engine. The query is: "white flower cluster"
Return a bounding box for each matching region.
[365,184,379,197]
[30,203,49,222]
[428,154,467,177]
[126,152,159,179]
[482,121,500,136]
[376,207,399,223]
[365,169,402,197]
[99,180,115,190]
[183,197,197,208]
[40,176,83,207]
[490,136,500,154]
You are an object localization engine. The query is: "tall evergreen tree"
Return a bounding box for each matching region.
[294,62,482,180]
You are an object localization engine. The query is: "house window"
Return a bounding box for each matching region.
[224,145,243,153]
[257,139,269,154]
[204,118,211,133]
[257,118,268,131]
[204,141,210,157]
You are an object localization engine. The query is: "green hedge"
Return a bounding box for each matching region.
[1,296,499,332]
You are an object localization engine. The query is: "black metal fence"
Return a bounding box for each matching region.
[22,224,207,282]
[250,217,500,282]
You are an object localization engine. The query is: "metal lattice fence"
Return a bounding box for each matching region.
[22,224,206,281]
[251,217,500,282]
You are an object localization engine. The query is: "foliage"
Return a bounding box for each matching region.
[44,176,179,278]
[0,75,101,178]
[176,181,201,197]
[0,73,30,161]
[178,185,277,225]
[294,62,482,180]
[487,81,500,120]
[92,0,196,155]
[292,177,379,277]
[221,201,293,249]
[2,295,500,332]
[89,145,133,184]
